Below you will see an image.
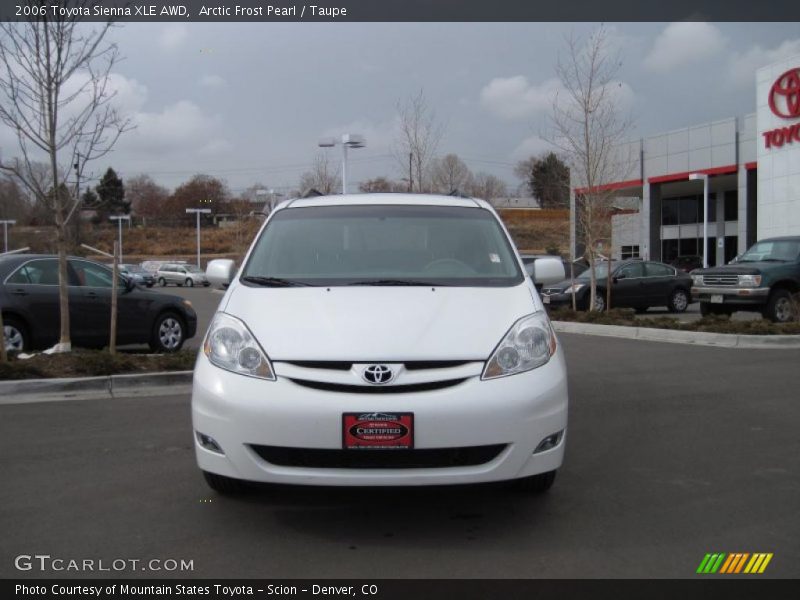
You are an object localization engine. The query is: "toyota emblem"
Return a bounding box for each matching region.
[362,364,393,385]
[768,68,800,119]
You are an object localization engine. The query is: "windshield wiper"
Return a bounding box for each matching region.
[346,279,443,286]
[241,276,314,287]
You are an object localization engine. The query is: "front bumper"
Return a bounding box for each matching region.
[191,348,569,486]
[692,286,769,306]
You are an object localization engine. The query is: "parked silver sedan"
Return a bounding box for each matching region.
[156,263,209,287]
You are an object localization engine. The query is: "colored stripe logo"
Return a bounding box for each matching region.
[697,553,773,574]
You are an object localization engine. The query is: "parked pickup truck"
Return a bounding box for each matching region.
[691,236,800,322]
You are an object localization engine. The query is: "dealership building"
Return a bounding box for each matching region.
[570,54,800,266]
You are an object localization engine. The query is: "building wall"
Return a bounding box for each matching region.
[756,54,800,239]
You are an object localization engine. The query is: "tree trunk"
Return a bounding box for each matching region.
[109,241,118,355]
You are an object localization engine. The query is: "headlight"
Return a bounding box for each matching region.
[738,274,762,287]
[692,275,704,286]
[482,312,557,380]
[564,283,585,294]
[203,312,275,380]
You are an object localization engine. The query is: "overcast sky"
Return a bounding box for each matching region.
[2,21,799,196]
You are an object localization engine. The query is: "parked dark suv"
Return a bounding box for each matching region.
[541,259,693,313]
[691,236,800,322]
[1,254,197,353]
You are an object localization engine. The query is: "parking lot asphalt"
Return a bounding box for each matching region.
[1,333,797,579]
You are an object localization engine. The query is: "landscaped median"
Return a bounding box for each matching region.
[548,308,800,348]
[0,349,196,403]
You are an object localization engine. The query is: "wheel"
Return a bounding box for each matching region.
[158,277,166,287]
[185,278,194,287]
[668,288,689,313]
[3,316,29,353]
[149,311,185,352]
[511,470,557,493]
[592,291,606,312]
[763,289,795,323]
[203,471,249,494]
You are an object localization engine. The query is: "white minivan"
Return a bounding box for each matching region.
[192,194,569,493]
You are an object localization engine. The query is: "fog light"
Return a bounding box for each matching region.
[534,431,563,454]
[196,432,224,454]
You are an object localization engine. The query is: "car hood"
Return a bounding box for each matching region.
[695,262,775,275]
[221,284,537,360]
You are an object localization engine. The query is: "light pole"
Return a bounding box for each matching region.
[0,219,16,253]
[689,173,709,268]
[318,133,366,194]
[109,215,131,263]
[186,208,211,268]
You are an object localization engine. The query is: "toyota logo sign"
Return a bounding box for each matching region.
[362,365,393,385]
[768,68,800,119]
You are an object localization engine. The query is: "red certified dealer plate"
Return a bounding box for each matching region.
[343,412,414,450]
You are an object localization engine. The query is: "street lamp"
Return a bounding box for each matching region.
[689,173,709,268]
[0,219,16,253]
[318,133,366,194]
[108,215,131,263]
[186,208,212,268]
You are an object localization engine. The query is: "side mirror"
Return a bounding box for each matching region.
[530,257,566,287]
[206,259,236,289]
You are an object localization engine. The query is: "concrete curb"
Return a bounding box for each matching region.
[552,321,800,349]
[0,371,193,405]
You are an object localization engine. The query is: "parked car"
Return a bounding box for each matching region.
[691,236,800,322]
[156,263,209,287]
[1,254,197,353]
[119,263,155,287]
[192,194,568,494]
[669,255,703,273]
[541,259,692,313]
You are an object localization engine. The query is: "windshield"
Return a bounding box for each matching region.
[241,205,524,287]
[122,265,146,273]
[738,240,800,262]
[576,263,614,280]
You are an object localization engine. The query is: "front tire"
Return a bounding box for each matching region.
[763,289,795,323]
[158,277,167,287]
[668,288,689,313]
[149,311,185,353]
[203,471,249,494]
[185,278,194,287]
[3,316,29,353]
[511,470,557,493]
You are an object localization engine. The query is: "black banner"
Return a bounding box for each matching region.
[4,580,800,600]
[1,0,800,22]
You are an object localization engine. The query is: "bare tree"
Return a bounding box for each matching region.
[429,154,473,194]
[468,172,508,201]
[394,90,445,193]
[0,9,132,351]
[550,26,633,311]
[299,153,341,196]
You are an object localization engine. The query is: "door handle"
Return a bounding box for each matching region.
[86,291,98,299]
[11,288,27,296]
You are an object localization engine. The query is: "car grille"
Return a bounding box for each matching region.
[284,360,472,371]
[250,444,507,469]
[288,378,466,393]
[702,275,739,286]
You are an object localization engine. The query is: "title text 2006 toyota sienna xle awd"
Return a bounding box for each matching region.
[192,194,569,493]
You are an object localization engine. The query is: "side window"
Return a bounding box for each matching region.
[617,262,644,278]
[6,259,60,285]
[645,262,674,277]
[71,261,114,288]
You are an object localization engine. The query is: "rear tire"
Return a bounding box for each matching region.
[185,278,194,287]
[763,289,795,323]
[158,277,167,287]
[3,316,29,353]
[511,470,557,493]
[668,288,689,313]
[203,471,249,494]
